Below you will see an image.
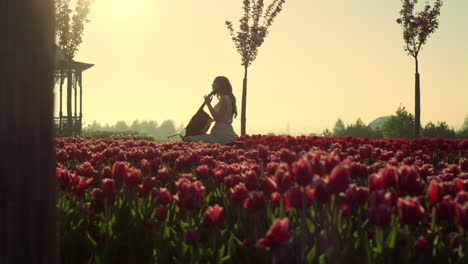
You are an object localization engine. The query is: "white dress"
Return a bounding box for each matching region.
[185,95,236,145]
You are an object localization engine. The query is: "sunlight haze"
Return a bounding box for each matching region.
[54,0,468,136]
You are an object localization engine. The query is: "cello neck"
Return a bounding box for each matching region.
[198,90,215,112]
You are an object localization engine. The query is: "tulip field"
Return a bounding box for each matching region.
[55,135,468,263]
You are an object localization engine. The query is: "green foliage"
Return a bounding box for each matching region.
[396,0,443,58]
[226,0,286,67]
[55,0,93,60]
[321,128,332,137]
[422,121,457,139]
[84,120,182,141]
[456,116,468,139]
[331,118,383,139]
[81,130,156,141]
[381,106,415,139]
[332,119,346,137]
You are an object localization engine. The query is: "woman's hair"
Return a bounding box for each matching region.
[214,76,238,118]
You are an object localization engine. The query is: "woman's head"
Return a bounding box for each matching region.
[212,76,232,96]
[212,76,238,118]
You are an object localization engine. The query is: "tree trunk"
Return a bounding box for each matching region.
[415,57,421,138]
[241,65,248,136]
[0,0,58,263]
[67,61,73,136]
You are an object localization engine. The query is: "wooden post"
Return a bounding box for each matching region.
[60,71,64,131]
[0,1,57,263]
[79,71,83,119]
[74,70,77,136]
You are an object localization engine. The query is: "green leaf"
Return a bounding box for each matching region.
[386,228,397,249]
[218,243,226,259]
[307,246,317,262]
[93,255,102,264]
[307,220,316,233]
[220,255,231,264]
[319,254,326,264]
[86,232,97,248]
[374,228,383,254]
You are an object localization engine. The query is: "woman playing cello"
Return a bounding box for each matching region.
[183,76,238,145]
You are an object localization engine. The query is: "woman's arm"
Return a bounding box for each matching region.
[206,97,227,122]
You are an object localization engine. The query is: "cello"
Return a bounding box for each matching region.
[167,90,216,139]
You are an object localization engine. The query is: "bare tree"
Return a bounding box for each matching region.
[226,0,286,136]
[396,0,443,138]
[55,0,93,136]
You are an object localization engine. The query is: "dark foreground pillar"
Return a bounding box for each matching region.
[0,1,57,264]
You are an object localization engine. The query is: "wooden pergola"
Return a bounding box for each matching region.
[54,45,94,136]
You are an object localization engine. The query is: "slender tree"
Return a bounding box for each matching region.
[55,0,92,136]
[396,0,443,138]
[226,0,286,136]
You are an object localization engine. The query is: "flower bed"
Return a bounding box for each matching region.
[55,135,468,263]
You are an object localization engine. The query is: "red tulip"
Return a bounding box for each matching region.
[273,169,292,194]
[125,167,142,189]
[204,204,224,228]
[244,191,266,213]
[111,161,129,185]
[398,166,420,193]
[313,175,331,203]
[455,201,468,228]
[143,177,156,190]
[292,158,314,186]
[459,158,468,172]
[243,169,259,191]
[140,159,150,175]
[348,162,368,179]
[382,166,398,188]
[270,192,281,207]
[279,149,296,164]
[155,206,168,221]
[195,165,212,179]
[173,180,205,212]
[368,204,391,227]
[415,236,428,252]
[339,202,351,217]
[328,165,351,193]
[368,173,385,190]
[427,182,440,203]
[446,232,460,248]
[185,228,198,245]
[436,195,455,221]
[257,144,269,161]
[158,188,172,205]
[102,166,112,178]
[255,218,290,248]
[456,191,468,204]
[230,183,248,204]
[288,186,310,209]
[90,188,105,201]
[345,184,369,206]
[101,179,116,196]
[397,196,425,225]
[157,167,171,184]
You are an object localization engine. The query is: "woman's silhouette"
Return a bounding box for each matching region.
[183,76,237,144]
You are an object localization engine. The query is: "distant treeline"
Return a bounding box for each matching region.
[320,106,468,140]
[271,106,468,140]
[85,120,184,140]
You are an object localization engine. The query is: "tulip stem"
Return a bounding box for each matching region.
[279,193,285,218]
[300,190,307,262]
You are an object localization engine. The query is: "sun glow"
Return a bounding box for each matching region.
[96,0,153,21]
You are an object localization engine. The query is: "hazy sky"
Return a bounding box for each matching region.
[54,0,468,135]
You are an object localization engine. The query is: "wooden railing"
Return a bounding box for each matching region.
[54,116,82,137]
